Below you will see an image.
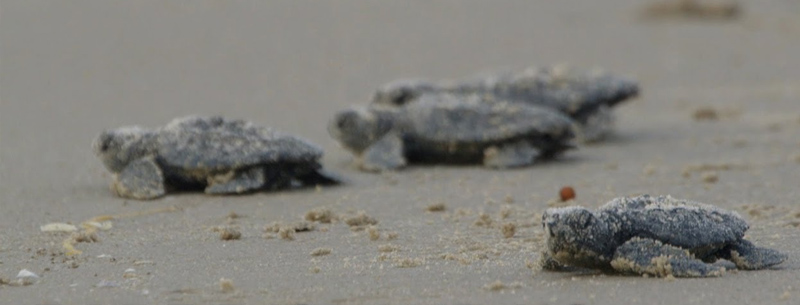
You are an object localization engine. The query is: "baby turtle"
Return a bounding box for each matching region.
[542,195,787,277]
[329,93,575,172]
[93,116,339,200]
[372,65,639,142]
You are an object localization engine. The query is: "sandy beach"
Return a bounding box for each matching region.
[2,1,799,304]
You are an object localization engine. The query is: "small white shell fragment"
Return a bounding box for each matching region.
[83,221,113,230]
[219,278,235,293]
[123,268,137,278]
[40,223,78,233]
[15,269,40,285]
[17,269,39,279]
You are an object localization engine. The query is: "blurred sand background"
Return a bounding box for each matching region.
[1,1,800,304]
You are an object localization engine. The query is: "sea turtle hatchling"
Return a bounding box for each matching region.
[372,65,639,142]
[329,93,575,172]
[92,116,339,200]
[542,195,787,277]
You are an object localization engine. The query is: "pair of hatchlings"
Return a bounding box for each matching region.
[329,65,639,172]
[91,66,786,277]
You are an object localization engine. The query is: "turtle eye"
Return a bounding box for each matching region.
[393,90,415,105]
[336,112,358,130]
[338,117,353,131]
[102,136,114,151]
[95,134,113,152]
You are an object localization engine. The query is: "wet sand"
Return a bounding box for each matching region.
[1,1,799,304]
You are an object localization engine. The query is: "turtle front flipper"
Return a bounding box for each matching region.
[576,104,615,143]
[111,157,166,200]
[610,237,724,277]
[718,239,787,270]
[483,141,539,168]
[360,132,406,172]
[538,251,583,272]
[205,167,266,194]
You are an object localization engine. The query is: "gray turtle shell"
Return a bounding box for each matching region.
[398,93,574,144]
[449,66,639,122]
[601,195,748,251]
[372,66,639,124]
[156,116,323,171]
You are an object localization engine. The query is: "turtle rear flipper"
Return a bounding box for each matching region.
[610,237,724,278]
[299,168,343,186]
[205,167,266,195]
[719,240,787,270]
[112,157,166,200]
[483,141,539,168]
[360,133,406,172]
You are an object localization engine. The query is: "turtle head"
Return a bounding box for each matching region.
[92,126,158,173]
[328,107,396,153]
[542,206,615,267]
[372,79,438,106]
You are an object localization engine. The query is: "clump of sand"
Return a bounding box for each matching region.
[264,221,316,233]
[640,0,741,21]
[263,221,316,240]
[213,227,242,241]
[72,232,98,243]
[501,223,516,238]
[367,226,380,241]
[378,244,399,253]
[305,207,337,224]
[426,202,446,212]
[701,171,719,183]
[345,211,378,228]
[219,278,235,293]
[440,253,472,265]
[498,205,513,220]
[693,107,719,121]
[278,228,295,240]
[310,248,332,257]
[394,257,425,268]
[682,161,748,177]
[483,280,523,291]
[474,213,493,227]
